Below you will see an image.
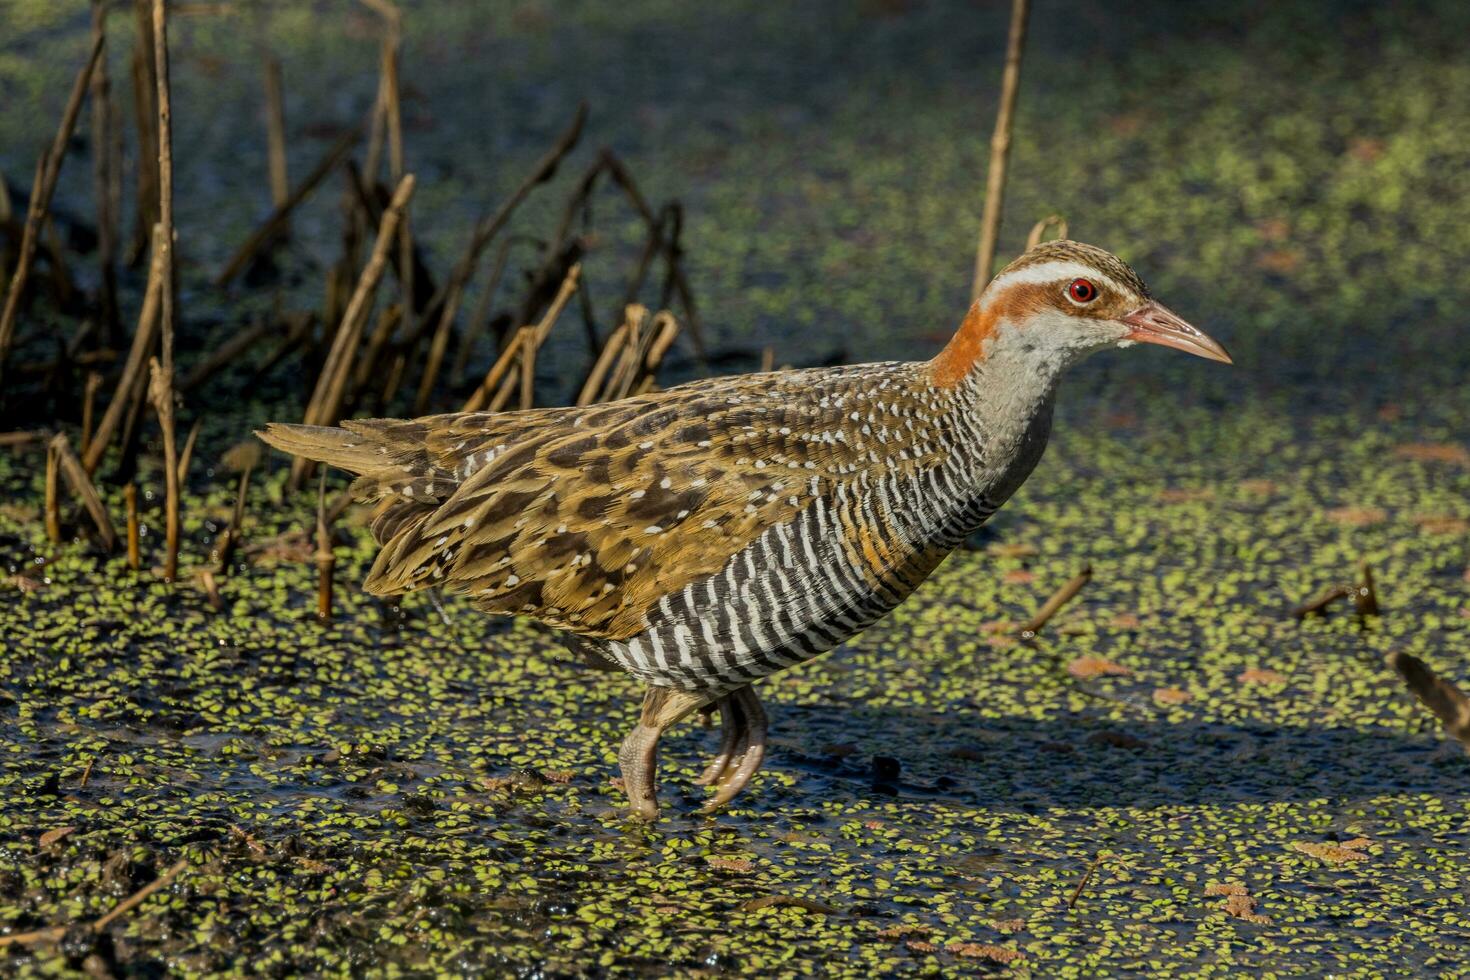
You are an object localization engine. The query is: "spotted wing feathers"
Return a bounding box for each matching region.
[260,362,937,641]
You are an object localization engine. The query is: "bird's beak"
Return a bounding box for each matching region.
[1120,301,1233,364]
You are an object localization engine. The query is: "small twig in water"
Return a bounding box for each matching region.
[1291,584,1352,620]
[1019,563,1092,638]
[1067,850,1108,910]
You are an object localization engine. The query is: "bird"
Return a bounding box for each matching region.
[258,239,1231,821]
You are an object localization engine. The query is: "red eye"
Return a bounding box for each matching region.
[1068,278,1097,303]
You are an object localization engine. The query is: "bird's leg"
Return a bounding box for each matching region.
[695,694,744,787]
[699,685,769,813]
[618,686,709,821]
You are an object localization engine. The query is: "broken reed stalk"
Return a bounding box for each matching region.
[147,358,180,580]
[576,309,633,406]
[603,307,646,402]
[50,432,117,550]
[1291,584,1352,620]
[315,472,334,621]
[91,1,120,340]
[519,326,536,411]
[125,482,139,570]
[216,125,361,286]
[1355,560,1380,617]
[760,345,775,373]
[463,264,581,413]
[1025,213,1068,250]
[1019,563,1092,637]
[198,569,223,611]
[261,54,289,213]
[176,418,200,484]
[423,103,587,363]
[0,857,189,950]
[293,174,416,487]
[971,0,1031,301]
[1067,851,1108,910]
[630,312,680,397]
[1385,651,1470,751]
[84,224,164,474]
[491,264,582,412]
[0,34,105,389]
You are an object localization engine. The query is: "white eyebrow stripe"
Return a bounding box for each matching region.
[987,260,1126,296]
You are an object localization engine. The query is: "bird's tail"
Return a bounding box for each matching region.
[255,422,385,476]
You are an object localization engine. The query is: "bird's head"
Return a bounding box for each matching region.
[932,240,1230,386]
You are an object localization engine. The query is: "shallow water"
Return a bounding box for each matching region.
[3,0,1470,975]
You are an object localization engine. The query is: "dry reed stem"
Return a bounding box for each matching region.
[1025,214,1068,250]
[50,431,116,550]
[84,224,164,474]
[293,174,415,486]
[176,418,200,484]
[1386,651,1470,751]
[146,358,179,580]
[216,126,361,286]
[760,346,775,373]
[0,34,105,388]
[465,264,580,413]
[1019,563,1092,637]
[315,472,334,621]
[518,327,536,411]
[971,0,1031,300]
[198,569,222,611]
[0,430,48,448]
[0,858,190,949]
[152,0,182,582]
[125,482,139,570]
[576,318,629,406]
[464,331,527,414]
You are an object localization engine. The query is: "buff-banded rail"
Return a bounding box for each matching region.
[260,240,1231,820]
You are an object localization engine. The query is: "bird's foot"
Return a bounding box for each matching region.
[618,686,708,822]
[695,685,768,813]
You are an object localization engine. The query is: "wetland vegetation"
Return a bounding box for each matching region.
[2,0,1468,975]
